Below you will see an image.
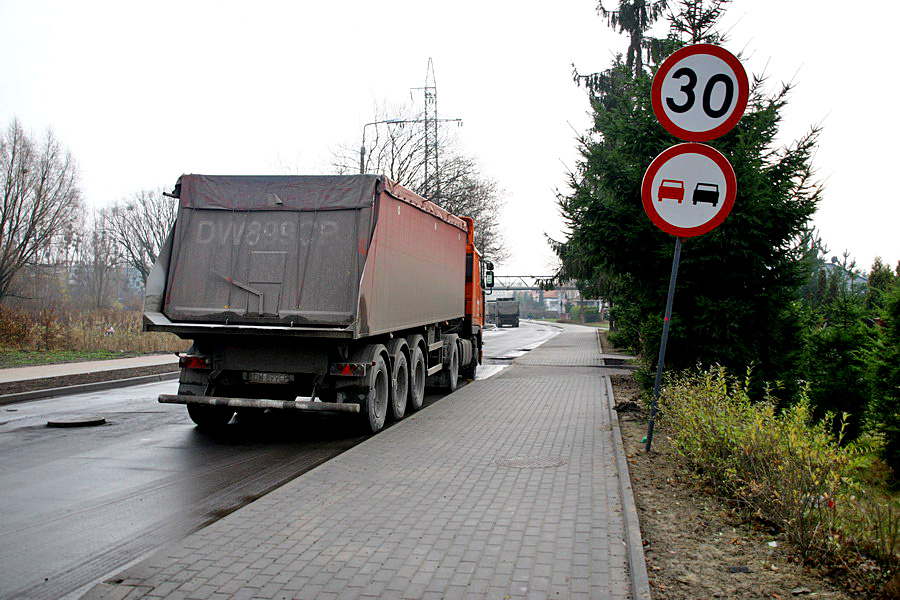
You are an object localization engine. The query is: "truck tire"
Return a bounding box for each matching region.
[460,339,479,381]
[178,382,234,428]
[386,339,409,421]
[442,339,459,392]
[186,403,234,428]
[365,354,389,433]
[406,338,426,411]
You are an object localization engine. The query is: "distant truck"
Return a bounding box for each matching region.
[495,297,519,327]
[143,174,492,433]
[486,299,498,324]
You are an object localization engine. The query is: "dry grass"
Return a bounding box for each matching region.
[0,306,188,354]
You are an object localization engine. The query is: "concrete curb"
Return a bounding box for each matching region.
[598,328,652,600]
[0,371,179,406]
[606,375,652,600]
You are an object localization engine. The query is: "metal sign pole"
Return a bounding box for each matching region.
[645,236,682,452]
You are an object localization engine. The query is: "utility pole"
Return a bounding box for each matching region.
[412,58,460,201]
[423,58,438,200]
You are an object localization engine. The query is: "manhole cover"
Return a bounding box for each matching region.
[47,416,107,428]
[491,456,567,469]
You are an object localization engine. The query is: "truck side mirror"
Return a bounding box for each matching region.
[484,270,494,288]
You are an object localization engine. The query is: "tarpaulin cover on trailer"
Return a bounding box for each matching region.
[162,175,379,326]
[176,174,380,211]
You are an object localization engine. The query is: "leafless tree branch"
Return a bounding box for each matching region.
[0,118,82,301]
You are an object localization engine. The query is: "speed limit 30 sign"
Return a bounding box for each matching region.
[652,44,749,142]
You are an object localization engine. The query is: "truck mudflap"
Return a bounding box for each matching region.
[158,394,360,413]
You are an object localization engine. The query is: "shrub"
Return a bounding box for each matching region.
[658,366,900,592]
[570,306,600,323]
[0,306,33,347]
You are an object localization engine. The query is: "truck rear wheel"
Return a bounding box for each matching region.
[387,340,409,421]
[407,339,426,411]
[362,352,390,433]
[443,341,459,392]
[186,403,234,428]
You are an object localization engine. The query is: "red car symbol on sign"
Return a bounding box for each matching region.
[657,179,685,203]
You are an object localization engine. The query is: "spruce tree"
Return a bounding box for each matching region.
[553,0,821,393]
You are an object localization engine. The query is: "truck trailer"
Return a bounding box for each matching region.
[495,297,520,327]
[143,174,491,433]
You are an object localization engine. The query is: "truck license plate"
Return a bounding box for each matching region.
[245,372,294,385]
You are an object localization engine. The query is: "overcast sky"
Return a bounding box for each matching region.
[1,0,896,276]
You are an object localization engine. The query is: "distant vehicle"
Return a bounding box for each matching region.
[143,174,494,434]
[692,182,719,206]
[495,297,519,328]
[486,299,498,324]
[658,179,685,203]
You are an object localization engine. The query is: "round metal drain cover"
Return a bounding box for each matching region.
[47,416,106,428]
[492,456,567,469]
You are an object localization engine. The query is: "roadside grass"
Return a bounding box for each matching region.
[0,306,188,366]
[657,366,900,597]
[0,349,154,368]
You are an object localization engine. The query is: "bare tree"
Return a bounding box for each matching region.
[104,188,177,285]
[331,102,428,184]
[0,118,82,301]
[437,155,508,263]
[332,104,507,262]
[74,210,123,309]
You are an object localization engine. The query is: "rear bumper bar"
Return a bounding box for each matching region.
[159,394,360,413]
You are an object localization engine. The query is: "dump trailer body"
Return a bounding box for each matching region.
[496,297,519,327]
[146,174,466,337]
[144,174,485,434]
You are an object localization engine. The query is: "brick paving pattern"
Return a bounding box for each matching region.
[82,326,638,600]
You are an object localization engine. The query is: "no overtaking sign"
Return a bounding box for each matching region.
[642,143,736,238]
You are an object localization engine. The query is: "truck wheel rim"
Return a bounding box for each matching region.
[392,354,408,419]
[372,361,388,425]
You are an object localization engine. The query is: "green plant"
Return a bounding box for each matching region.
[868,279,900,476]
[550,1,820,396]
[658,366,900,593]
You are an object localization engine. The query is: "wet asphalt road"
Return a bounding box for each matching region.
[0,321,559,600]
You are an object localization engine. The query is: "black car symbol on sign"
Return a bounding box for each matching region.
[692,182,719,207]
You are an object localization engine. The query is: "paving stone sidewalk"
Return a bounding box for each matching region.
[82,325,647,600]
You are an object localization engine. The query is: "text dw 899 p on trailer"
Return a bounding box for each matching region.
[143,174,493,433]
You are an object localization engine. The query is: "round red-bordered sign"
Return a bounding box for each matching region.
[651,44,748,142]
[642,143,736,237]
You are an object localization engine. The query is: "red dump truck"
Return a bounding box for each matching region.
[143,174,493,433]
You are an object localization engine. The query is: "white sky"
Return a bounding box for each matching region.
[1,0,896,276]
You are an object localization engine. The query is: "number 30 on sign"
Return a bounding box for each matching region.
[651,44,749,142]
